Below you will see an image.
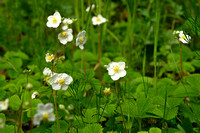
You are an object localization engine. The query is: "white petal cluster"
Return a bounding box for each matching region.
[43,67,52,83]
[62,18,73,30]
[178,31,191,44]
[45,53,54,63]
[105,61,127,81]
[43,67,52,76]
[92,14,107,25]
[76,30,87,50]
[46,11,61,28]
[32,91,39,99]
[50,73,73,90]
[86,4,95,12]
[33,103,55,125]
[104,88,111,96]
[0,99,9,111]
[173,30,180,35]
[58,29,73,45]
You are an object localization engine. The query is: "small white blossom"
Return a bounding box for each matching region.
[104,61,126,81]
[86,4,95,12]
[173,30,180,35]
[58,29,73,45]
[46,11,62,28]
[33,103,55,125]
[62,25,68,30]
[50,73,73,90]
[32,91,39,99]
[0,118,5,128]
[76,30,87,50]
[43,67,52,76]
[92,14,107,25]
[0,99,9,111]
[45,53,54,63]
[104,88,111,96]
[43,67,52,83]
[63,18,73,25]
[179,31,191,44]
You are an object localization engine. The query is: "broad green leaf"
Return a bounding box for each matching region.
[82,124,103,133]
[149,127,162,133]
[51,120,69,133]
[9,94,21,111]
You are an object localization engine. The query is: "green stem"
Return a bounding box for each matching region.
[53,90,60,133]
[154,0,160,93]
[97,26,102,81]
[179,42,183,78]
[29,90,33,133]
[115,81,127,133]
[138,118,142,131]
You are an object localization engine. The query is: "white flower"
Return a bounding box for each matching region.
[63,18,73,25]
[86,4,95,12]
[33,103,55,125]
[179,31,191,44]
[0,118,5,128]
[46,11,62,28]
[45,53,54,63]
[32,91,39,99]
[173,30,180,35]
[50,73,73,90]
[92,14,107,25]
[62,25,68,30]
[104,61,126,81]
[0,99,9,111]
[76,30,87,50]
[43,67,52,76]
[58,29,73,45]
[104,88,111,96]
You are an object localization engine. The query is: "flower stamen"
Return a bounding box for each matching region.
[96,18,101,22]
[113,66,120,72]
[48,55,54,60]
[79,37,84,43]
[42,113,49,120]
[52,18,57,23]
[61,32,67,37]
[59,79,65,84]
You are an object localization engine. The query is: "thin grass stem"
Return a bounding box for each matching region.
[115,81,127,133]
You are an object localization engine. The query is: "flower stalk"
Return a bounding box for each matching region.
[115,81,127,133]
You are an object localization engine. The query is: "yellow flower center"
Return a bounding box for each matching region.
[113,66,120,72]
[43,113,49,120]
[62,32,67,37]
[59,79,65,84]
[52,18,57,23]
[104,89,110,96]
[181,35,186,39]
[96,18,101,22]
[79,37,84,43]
[48,55,54,60]
[3,102,6,107]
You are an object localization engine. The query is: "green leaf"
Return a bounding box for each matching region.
[51,120,69,133]
[4,51,29,60]
[32,125,51,133]
[0,125,16,133]
[149,127,162,133]
[9,95,21,111]
[83,108,105,123]
[82,124,103,133]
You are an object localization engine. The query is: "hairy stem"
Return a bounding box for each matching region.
[115,81,127,133]
[53,90,60,133]
[179,42,183,78]
[97,26,102,81]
